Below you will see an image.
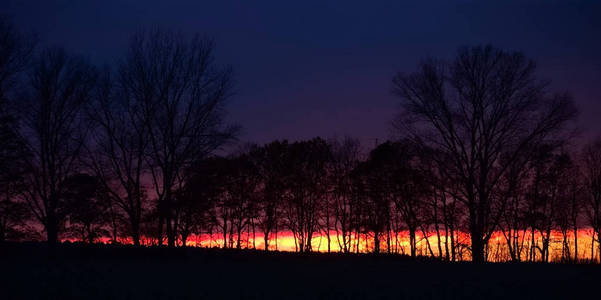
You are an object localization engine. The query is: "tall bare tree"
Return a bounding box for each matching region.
[86,69,150,246]
[523,146,571,262]
[497,151,530,262]
[282,138,331,253]
[553,152,581,262]
[393,45,576,262]
[255,141,288,251]
[329,137,361,253]
[0,16,36,243]
[352,149,393,254]
[225,152,261,249]
[20,48,97,248]
[121,29,237,247]
[581,139,601,262]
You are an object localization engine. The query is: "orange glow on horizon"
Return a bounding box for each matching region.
[63,228,601,262]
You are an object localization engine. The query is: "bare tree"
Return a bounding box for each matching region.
[352,152,392,254]
[3,20,599,264]
[86,69,150,246]
[581,139,601,262]
[497,152,530,262]
[554,152,581,262]
[187,156,233,249]
[0,16,36,244]
[172,174,212,247]
[282,138,331,253]
[329,137,361,253]
[566,163,583,262]
[62,173,109,243]
[523,146,571,262]
[255,141,288,251]
[380,141,426,258]
[393,45,577,262]
[120,28,237,247]
[226,152,261,249]
[0,93,30,243]
[19,48,97,248]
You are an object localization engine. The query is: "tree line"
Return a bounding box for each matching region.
[2,17,600,263]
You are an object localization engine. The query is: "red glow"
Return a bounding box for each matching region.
[63,229,599,262]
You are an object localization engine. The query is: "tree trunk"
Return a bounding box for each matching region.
[46,214,59,250]
[166,217,176,247]
[131,219,140,246]
[573,226,578,262]
[236,224,242,249]
[409,226,417,258]
[87,224,94,244]
[0,222,5,244]
[252,222,256,249]
[181,232,188,247]
[471,229,485,263]
[373,231,380,254]
[264,230,270,251]
[157,215,164,246]
[109,205,118,244]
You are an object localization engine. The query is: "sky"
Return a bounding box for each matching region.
[4,0,601,146]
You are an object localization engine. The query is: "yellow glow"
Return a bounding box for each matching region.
[73,229,599,262]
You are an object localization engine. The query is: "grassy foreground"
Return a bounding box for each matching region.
[0,243,599,300]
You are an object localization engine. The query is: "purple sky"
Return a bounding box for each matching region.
[4,0,601,146]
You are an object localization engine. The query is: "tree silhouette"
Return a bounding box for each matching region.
[581,139,601,262]
[246,140,289,251]
[0,16,35,244]
[184,156,232,248]
[553,153,581,262]
[352,152,392,254]
[172,177,210,247]
[62,173,109,243]
[282,138,331,253]
[0,189,32,243]
[120,28,238,247]
[1,18,599,264]
[329,137,361,253]
[86,68,150,246]
[392,45,577,263]
[19,48,97,249]
[0,94,30,243]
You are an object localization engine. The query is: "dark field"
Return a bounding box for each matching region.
[1,243,600,300]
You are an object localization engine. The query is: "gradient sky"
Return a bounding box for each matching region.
[4,0,601,146]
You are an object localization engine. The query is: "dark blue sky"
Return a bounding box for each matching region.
[4,0,601,145]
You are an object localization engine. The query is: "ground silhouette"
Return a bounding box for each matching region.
[1,243,599,300]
